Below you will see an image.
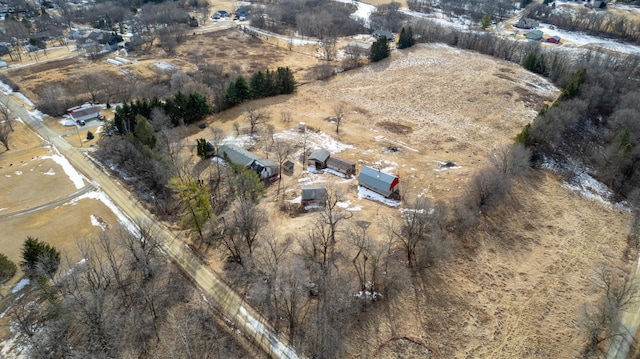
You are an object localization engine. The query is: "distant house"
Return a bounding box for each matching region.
[301,186,328,208]
[219,143,279,180]
[70,106,102,123]
[358,166,399,198]
[308,149,330,169]
[514,17,539,29]
[326,157,356,178]
[525,30,544,41]
[546,35,561,44]
[372,29,394,42]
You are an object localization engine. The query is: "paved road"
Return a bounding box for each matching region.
[0,182,95,220]
[2,92,300,359]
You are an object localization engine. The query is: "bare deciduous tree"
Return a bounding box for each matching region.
[245,107,270,136]
[580,265,640,357]
[489,143,531,177]
[332,102,347,135]
[274,140,293,196]
[0,118,11,151]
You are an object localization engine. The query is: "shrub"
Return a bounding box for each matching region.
[20,237,61,279]
[86,131,94,140]
[0,253,17,284]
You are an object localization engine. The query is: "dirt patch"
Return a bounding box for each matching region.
[376,120,413,135]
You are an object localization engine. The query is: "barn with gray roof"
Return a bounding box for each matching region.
[358,166,399,198]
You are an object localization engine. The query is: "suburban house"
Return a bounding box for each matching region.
[219,143,279,180]
[546,35,561,44]
[301,186,328,208]
[308,149,330,169]
[358,166,399,198]
[69,106,103,124]
[525,29,544,41]
[514,17,539,29]
[372,29,394,42]
[326,157,356,178]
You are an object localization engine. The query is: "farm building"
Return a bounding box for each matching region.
[326,157,356,178]
[546,36,561,44]
[308,149,330,169]
[358,166,399,198]
[70,106,102,123]
[219,144,279,180]
[514,17,539,29]
[301,186,328,208]
[525,30,543,41]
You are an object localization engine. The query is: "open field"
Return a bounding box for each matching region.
[0,119,120,291]
[0,26,634,358]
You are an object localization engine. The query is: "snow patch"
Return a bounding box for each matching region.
[358,186,401,207]
[13,171,22,176]
[11,278,30,294]
[72,190,137,234]
[274,129,354,154]
[336,200,363,211]
[43,168,55,175]
[42,148,86,189]
[563,171,613,207]
[90,214,108,231]
[237,306,301,359]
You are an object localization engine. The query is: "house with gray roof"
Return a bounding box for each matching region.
[70,106,102,123]
[301,186,328,208]
[308,149,330,169]
[372,29,394,42]
[219,143,279,180]
[358,166,399,198]
[514,17,539,29]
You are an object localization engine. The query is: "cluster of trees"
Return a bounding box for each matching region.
[113,91,211,134]
[397,26,416,49]
[7,223,246,358]
[525,3,640,44]
[250,0,366,38]
[369,1,409,33]
[226,67,297,107]
[407,0,518,23]
[0,237,59,286]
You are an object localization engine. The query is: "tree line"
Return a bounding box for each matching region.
[226,67,297,107]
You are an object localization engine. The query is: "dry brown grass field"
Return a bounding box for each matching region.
[0,25,634,358]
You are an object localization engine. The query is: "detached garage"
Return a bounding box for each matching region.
[358,166,399,198]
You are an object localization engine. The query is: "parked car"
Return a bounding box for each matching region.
[217,10,230,17]
[234,8,249,20]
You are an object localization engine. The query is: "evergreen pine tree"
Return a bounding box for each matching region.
[20,237,60,279]
[369,36,390,62]
[234,76,251,102]
[250,71,267,99]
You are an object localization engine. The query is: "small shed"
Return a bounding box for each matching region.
[358,166,399,198]
[70,106,101,123]
[301,186,328,208]
[525,30,543,41]
[326,157,356,178]
[308,149,330,169]
[283,160,294,174]
[546,36,560,44]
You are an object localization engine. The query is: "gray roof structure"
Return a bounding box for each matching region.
[358,166,399,197]
[301,186,328,202]
[70,106,101,122]
[525,29,543,41]
[219,144,278,179]
[309,149,330,163]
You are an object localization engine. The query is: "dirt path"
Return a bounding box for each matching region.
[1,93,301,359]
[0,182,95,220]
